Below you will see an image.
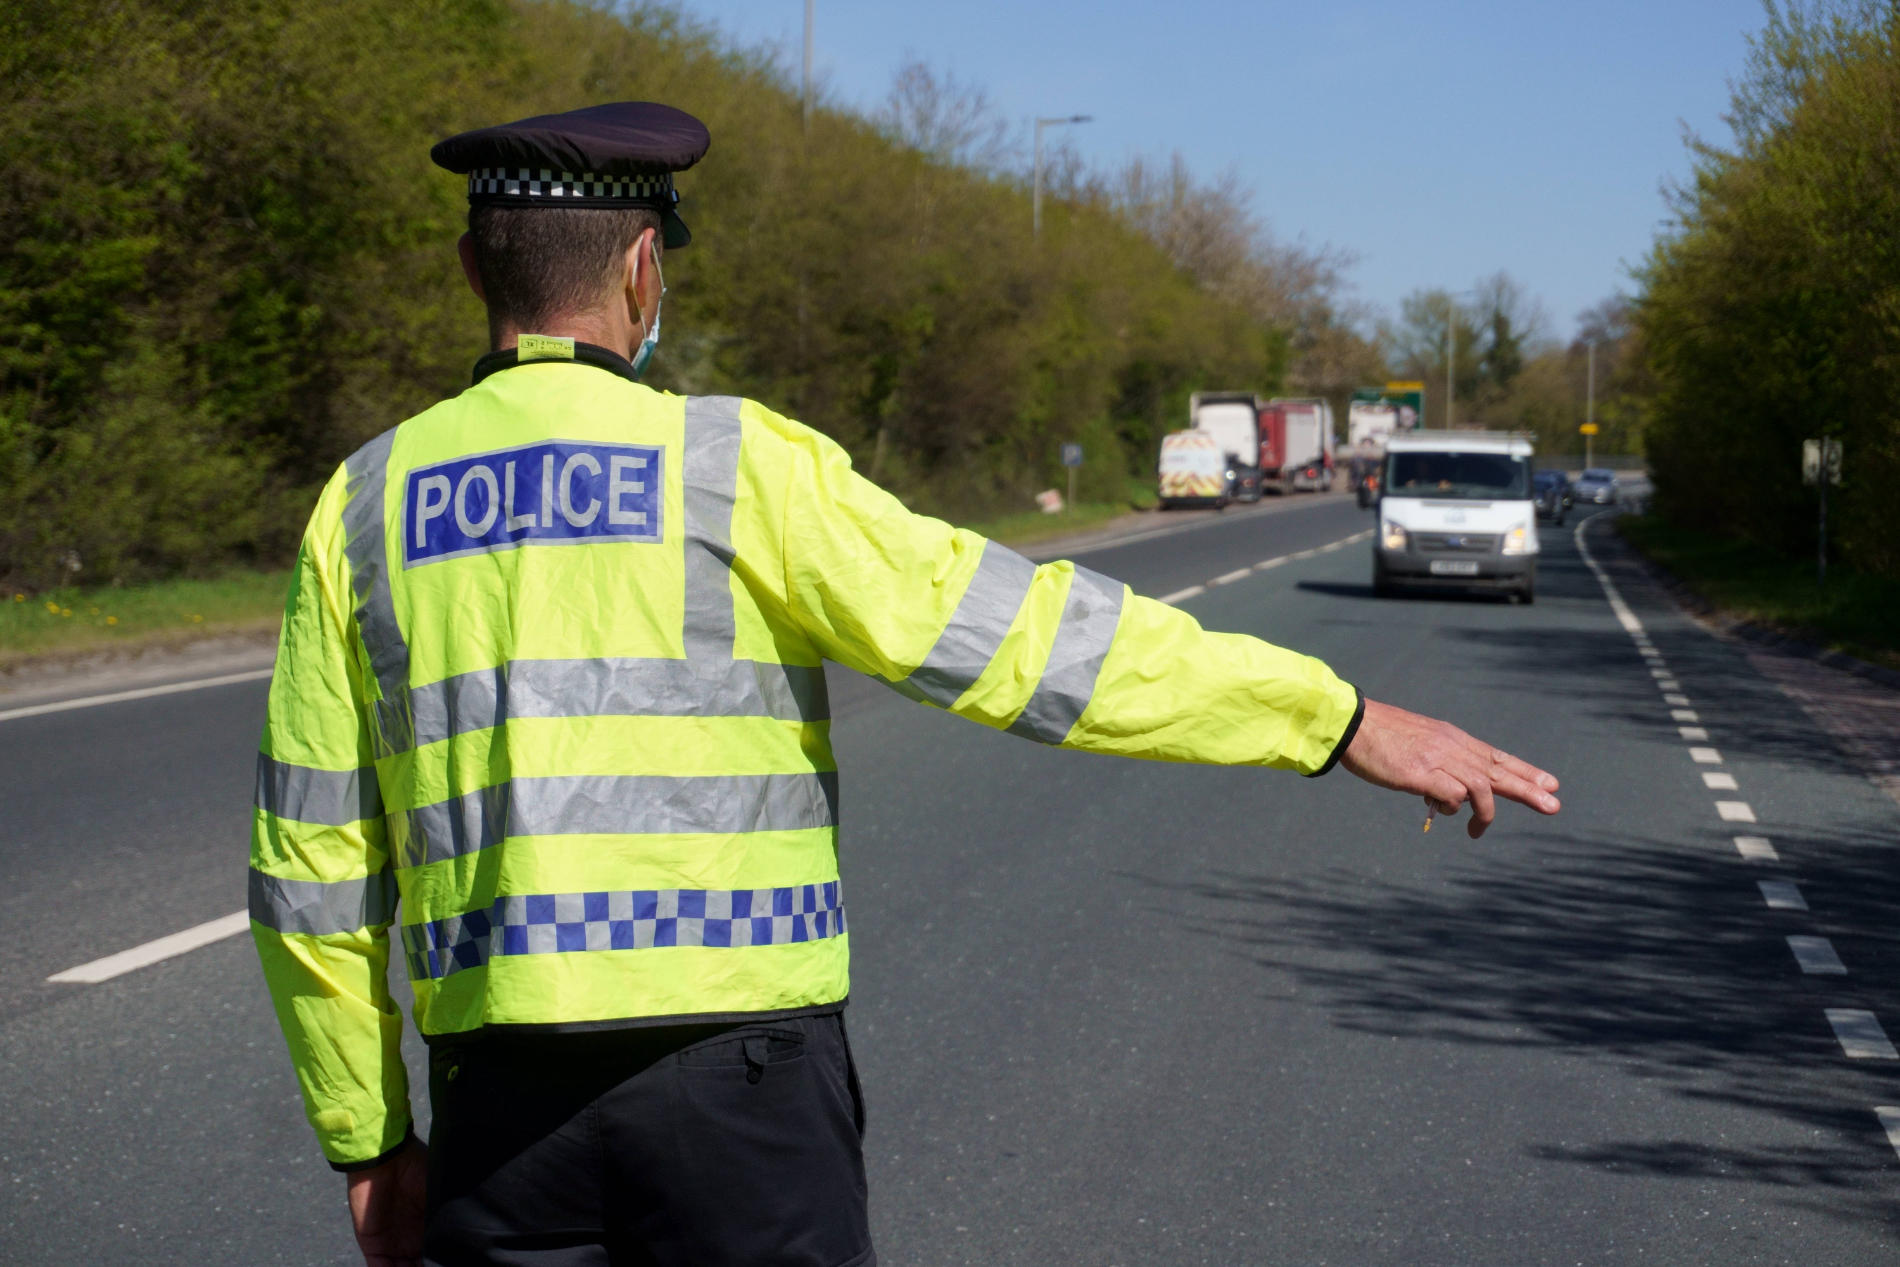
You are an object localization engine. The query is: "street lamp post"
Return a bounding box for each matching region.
[1033,115,1091,240]
[1585,338,1597,468]
[802,0,814,138]
[1442,289,1477,429]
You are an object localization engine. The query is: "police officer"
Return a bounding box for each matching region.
[249,102,1560,1266]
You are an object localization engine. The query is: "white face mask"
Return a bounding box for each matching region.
[631,241,664,379]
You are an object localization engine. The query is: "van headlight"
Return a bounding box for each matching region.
[1501,525,1531,555]
[1381,521,1409,550]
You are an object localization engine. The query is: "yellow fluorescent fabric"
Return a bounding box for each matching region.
[252,355,1358,1168]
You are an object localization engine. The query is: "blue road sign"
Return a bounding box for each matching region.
[1060,443,1084,468]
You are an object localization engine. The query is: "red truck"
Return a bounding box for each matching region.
[1257,398,1335,494]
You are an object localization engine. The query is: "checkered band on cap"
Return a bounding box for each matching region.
[401,881,846,981]
[467,167,677,204]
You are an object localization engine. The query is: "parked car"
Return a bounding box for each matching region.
[1532,470,1571,524]
[1573,468,1619,505]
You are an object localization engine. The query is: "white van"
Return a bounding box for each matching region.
[1373,430,1538,603]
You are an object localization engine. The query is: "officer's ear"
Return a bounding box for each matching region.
[623,227,660,323]
[457,233,486,303]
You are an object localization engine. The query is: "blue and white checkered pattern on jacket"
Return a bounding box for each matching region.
[401,882,845,981]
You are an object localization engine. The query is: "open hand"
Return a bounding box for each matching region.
[1341,698,1560,838]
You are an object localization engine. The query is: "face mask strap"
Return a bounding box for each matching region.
[631,237,664,378]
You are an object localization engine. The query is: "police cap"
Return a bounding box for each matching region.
[431,102,711,248]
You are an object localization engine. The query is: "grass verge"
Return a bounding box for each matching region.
[1,570,289,669]
[1617,514,1900,671]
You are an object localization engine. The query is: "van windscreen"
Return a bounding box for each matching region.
[1385,451,1530,500]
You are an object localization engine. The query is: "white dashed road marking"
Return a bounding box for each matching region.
[1734,836,1779,862]
[1758,881,1807,911]
[1703,771,1739,791]
[1664,693,1692,706]
[1158,585,1205,605]
[48,911,250,985]
[1874,1108,1900,1159]
[1680,727,1710,741]
[1255,557,1287,570]
[1689,747,1722,763]
[1211,568,1252,586]
[1827,1010,1898,1059]
[1790,936,1848,974]
[1672,709,1700,723]
[1717,801,1757,823]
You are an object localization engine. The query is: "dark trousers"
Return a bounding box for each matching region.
[423,1011,874,1267]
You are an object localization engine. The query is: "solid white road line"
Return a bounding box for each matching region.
[1703,771,1740,790]
[0,668,274,724]
[1874,1108,1900,1159]
[1759,880,1808,911]
[1827,1009,1898,1059]
[48,910,250,984]
[1672,709,1700,723]
[1158,585,1206,605]
[1734,836,1779,861]
[1717,801,1757,822]
[1680,726,1710,741]
[1211,568,1253,586]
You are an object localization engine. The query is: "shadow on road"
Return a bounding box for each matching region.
[1119,816,1900,1235]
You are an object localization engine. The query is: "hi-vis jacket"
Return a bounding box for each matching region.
[250,343,1363,1169]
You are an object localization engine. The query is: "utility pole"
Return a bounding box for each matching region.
[1033,115,1091,240]
[802,0,814,138]
[1445,310,1455,431]
[1585,339,1596,468]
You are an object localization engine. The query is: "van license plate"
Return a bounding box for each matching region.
[1430,560,1480,576]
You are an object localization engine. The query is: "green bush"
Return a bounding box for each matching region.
[0,0,1307,593]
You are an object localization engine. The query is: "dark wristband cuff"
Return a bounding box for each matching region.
[328,1126,415,1174]
[1307,685,1365,778]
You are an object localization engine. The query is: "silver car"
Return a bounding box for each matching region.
[1573,468,1619,505]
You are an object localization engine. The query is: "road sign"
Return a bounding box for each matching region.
[1354,385,1424,431]
[1060,443,1084,468]
[1579,423,1599,436]
[1802,438,1843,486]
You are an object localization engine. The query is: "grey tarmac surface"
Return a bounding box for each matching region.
[4,494,1899,1265]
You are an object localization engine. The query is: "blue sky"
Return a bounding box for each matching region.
[678,0,1766,341]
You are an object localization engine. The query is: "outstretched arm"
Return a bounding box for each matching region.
[1340,698,1562,838]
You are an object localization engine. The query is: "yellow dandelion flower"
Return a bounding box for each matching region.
[12,593,22,602]
[191,614,204,623]
[45,601,58,613]
[60,608,72,617]
[106,616,118,626]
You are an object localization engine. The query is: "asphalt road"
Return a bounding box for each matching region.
[5,490,1899,1264]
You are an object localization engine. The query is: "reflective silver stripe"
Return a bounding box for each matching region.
[681,395,745,661]
[1006,566,1126,744]
[394,771,841,868]
[249,866,397,935]
[341,430,415,755]
[904,541,1038,707]
[408,656,828,746]
[254,754,382,826]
